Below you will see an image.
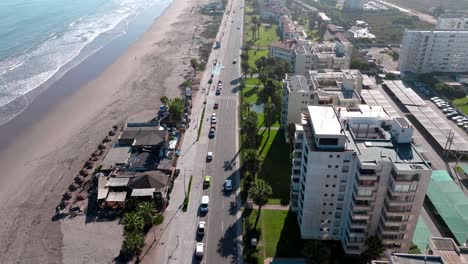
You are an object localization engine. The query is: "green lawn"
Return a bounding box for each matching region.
[242,85,262,105]
[257,129,291,204]
[245,24,280,47]
[453,97,468,115]
[247,210,304,262]
[247,49,268,69]
[245,78,260,86]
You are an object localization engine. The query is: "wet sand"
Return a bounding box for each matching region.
[0,0,210,262]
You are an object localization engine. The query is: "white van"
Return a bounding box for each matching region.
[200,195,209,212]
[195,243,204,258]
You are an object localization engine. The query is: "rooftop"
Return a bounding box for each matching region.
[285,75,312,92]
[318,12,331,21]
[100,146,132,170]
[119,126,166,146]
[308,105,343,136]
[338,105,390,120]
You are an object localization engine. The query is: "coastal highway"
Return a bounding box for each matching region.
[141,0,244,263]
[202,0,245,262]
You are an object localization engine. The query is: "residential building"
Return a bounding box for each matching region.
[281,70,363,126]
[399,30,468,74]
[279,16,307,40]
[372,237,468,264]
[260,6,290,22]
[343,0,365,10]
[292,105,431,255]
[436,13,468,31]
[257,0,286,10]
[269,40,352,74]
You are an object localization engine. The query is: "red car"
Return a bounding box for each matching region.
[214,103,219,109]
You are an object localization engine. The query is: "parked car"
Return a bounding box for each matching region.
[206,151,213,161]
[430,97,440,101]
[225,179,233,191]
[232,59,237,64]
[200,195,209,212]
[209,127,216,138]
[214,103,219,109]
[203,175,211,187]
[195,243,204,258]
[197,221,206,236]
[211,116,217,124]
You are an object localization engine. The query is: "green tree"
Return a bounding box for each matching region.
[361,236,385,264]
[242,101,252,113]
[123,212,145,234]
[264,100,276,132]
[273,60,290,80]
[250,24,257,40]
[169,98,185,124]
[137,202,156,227]
[302,240,331,264]
[258,69,269,89]
[409,243,421,254]
[264,79,276,98]
[241,60,250,79]
[255,56,268,72]
[256,20,262,39]
[249,179,272,229]
[385,72,399,80]
[243,111,258,147]
[160,96,169,105]
[243,149,262,176]
[122,231,145,257]
[190,58,198,76]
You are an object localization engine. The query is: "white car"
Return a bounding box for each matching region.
[211,116,217,124]
[225,179,233,191]
[232,59,237,64]
[195,243,204,258]
[206,152,213,161]
[200,195,209,212]
[430,97,439,101]
[452,115,463,121]
[212,113,216,118]
[197,221,206,235]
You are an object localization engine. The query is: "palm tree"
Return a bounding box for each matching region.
[137,202,156,227]
[243,149,262,176]
[123,212,145,234]
[301,240,331,264]
[249,179,272,229]
[361,236,385,264]
[264,100,276,132]
[122,231,145,257]
[190,58,198,77]
[160,96,169,105]
[242,101,252,114]
[241,60,250,79]
[256,20,262,39]
[242,111,258,148]
[250,24,257,40]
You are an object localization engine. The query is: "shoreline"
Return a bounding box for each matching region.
[0,0,208,262]
[0,0,171,151]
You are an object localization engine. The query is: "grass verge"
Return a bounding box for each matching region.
[197,107,206,141]
[452,97,468,115]
[182,175,193,212]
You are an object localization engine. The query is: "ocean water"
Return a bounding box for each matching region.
[0,0,169,125]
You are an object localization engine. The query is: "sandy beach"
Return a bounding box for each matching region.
[0,0,212,262]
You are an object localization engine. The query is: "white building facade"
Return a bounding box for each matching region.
[281,70,363,127]
[436,14,468,31]
[292,106,431,255]
[269,40,352,74]
[399,30,468,74]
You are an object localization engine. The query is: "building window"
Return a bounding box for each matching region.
[329,155,333,158]
[324,194,328,197]
[338,194,344,201]
[337,155,340,158]
[322,211,326,215]
[341,175,347,182]
[342,165,349,172]
[331,194,335,197]
[323,202,327,206]
[335,165,339,169]
[330,203,334,206]
[326,184,329,188]
[334,175,337,178]
[328,165,332,168]
[327,175,330,178]
[332,185,336,188]
[339,185,346,192]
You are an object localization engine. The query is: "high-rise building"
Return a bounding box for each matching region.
[281,70,362,127]
[292,105,431,254]
[436,13,468,31]
[343,0,365,10]
[399,30,468,74]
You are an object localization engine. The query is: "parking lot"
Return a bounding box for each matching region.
[367,47,399,72]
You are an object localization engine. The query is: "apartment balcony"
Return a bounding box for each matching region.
[354,193,376,201]
[358,174,378,181]
[356,184,377,192]
[352,204,373,211]
[386,198,414,207]
[350,222,368,230]
[351,212,370,220]
[292,158,302,169]
[381,238,403,245]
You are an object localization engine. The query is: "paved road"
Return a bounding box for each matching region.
[140,0,244,263]
[202,1,244,263]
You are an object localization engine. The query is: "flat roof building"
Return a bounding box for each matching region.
[281,70,363,127]
[292,105,431,255]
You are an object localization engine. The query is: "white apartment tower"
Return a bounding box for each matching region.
[291,105,431,255]
[436,13,468,31]
[399,29,468,74]
[281,70,363,127]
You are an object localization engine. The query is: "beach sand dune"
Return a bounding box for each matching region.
[0,0,211,262]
